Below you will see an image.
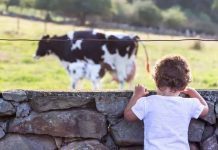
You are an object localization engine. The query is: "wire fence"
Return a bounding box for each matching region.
[0,38,218,42]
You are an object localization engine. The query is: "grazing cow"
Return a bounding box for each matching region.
[34,30,139,89]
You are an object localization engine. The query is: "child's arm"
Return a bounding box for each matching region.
[124,84,149,121]
[182,87,209,117]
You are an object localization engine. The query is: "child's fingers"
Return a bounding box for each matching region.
[181,88,191,94]
[135,84,148,94]
[135,84,143,89]
[144,89,149,94]
[181,89,187,93]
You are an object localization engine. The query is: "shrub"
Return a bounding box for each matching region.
[134,1,163,27]
[191,40,203,51]
[111,0,135,23]
[163,6,187,29]
[185,10,211,22]
[210,10,218,23]
[183,9,218,35]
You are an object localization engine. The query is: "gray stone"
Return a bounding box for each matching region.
[188,119,205,142]
[95,96,129,117]
[201,125,215,141]
[104,135,118,150]
[0,98,16,116]
[107,116,122,126]
[189,142,200,150]
[16,103,31,118]
[200,135,218,150]
[119,147,143,150]
[0,134,56,150]
[215,124,218,136]
[63,137,83,144]
[111,119,143,146]
[0,127,5,139]
[2,90,28,102]
[30,95,94,112]
[10,101,20,107]
[9,109,107,139]
[61,140,109,150]
[0,90,216,149]
[215,102,218,118]
[201,101,216,124]
[26,91,133,101]
[0,121,8,132]
[199,90,218,102]
[54,137,62,149]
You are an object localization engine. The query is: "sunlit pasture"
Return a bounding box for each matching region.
[0,16,218,91]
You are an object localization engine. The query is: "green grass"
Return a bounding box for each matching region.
[0,16,218,91]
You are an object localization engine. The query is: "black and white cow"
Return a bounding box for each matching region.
[34,30,139,89]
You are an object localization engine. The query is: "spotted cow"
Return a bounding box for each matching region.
[34,30,139,89]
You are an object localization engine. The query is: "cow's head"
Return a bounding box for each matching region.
[34,35,51,59]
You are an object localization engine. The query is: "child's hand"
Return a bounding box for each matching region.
[182,87,198,97]
[182,87,208,117]
[134,84,149,98]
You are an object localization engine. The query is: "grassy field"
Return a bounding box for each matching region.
[0,16,218,91]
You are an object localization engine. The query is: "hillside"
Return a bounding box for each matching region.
[0,16,218,90]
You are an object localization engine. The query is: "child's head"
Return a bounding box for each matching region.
[153,55,191,92]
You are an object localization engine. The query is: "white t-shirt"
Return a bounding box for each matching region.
[131,95,204,150]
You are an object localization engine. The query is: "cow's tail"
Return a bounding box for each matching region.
[141,42,150,73]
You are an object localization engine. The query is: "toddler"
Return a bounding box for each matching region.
[124,55,208,150]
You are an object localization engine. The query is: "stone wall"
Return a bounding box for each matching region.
[0,90,218,150]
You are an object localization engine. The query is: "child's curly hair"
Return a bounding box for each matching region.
[153,55,191,92]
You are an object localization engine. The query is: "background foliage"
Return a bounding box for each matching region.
[0,0,218,34]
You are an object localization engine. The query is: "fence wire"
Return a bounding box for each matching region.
[0,38,218,42]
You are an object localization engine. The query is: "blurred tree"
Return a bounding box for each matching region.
[34,0,57,34]
[163,6,187,29]
[0,0,20,12]
[135,1,162,27]
[154,0,213,18]
[212,0,218,10]
[211,0,218,22]
[111,0,135,23]
[0,0,20,33]
[34,0,55,21]
[127,0,133,3]
[20,0,35,8]
[153,0,181,9]
[56,0,112,25]
[0,0,5,9]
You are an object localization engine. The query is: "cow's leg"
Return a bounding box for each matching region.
[72,82,76,89]
[126,60,136,89]
[119,80,125,89]
[115,57,137,89]
[63,63,74,90]
[71,79,78,89]
[85,63,102,90]
[112,67,133,89]
[115,69,127,89]
[92,79,101,90]
[112,71,125,89]
[114,55,130,89]
[90,71,101,90]
[68,61,86,90]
